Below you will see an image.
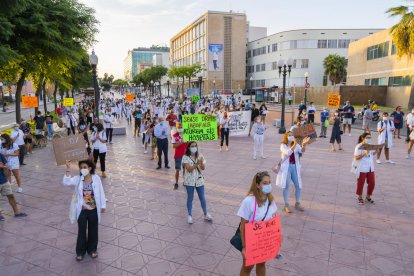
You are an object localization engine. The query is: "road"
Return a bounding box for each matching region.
[0,102,55,131]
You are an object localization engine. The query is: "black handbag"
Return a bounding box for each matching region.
[230,201,270,251]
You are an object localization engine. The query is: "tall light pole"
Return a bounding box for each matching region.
[166,79,170,98]
[213,79,216,96]
[278,58,293,134]
[0,82,3,106]
[249,76,253,102]
[150,80,154,97]
[89,50,99,121]
[198,76,202,98]
[304,72,309,105]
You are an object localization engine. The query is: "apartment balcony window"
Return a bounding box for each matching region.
[317,40,327,48]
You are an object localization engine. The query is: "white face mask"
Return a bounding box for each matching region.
[288,136,294,142]
[80,168,89,176]
[190,147,198,153]
[383,117,388,121]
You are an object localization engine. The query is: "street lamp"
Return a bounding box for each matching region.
[155,81,161,98]
[150,80,154,97]
[89,50,99,121]
[166,79,170,98]
[278,58,293,134]
[249,76,253,102]
[304,72,309,105]
[198,75,203,98]
[213,79,216,96]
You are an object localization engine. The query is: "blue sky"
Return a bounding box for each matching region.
[80,0,405,78]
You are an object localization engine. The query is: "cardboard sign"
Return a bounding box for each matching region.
[228,111,251,137]
[359,143,384,151]
[125,94,134,102]
[182,114,217,142]
[22,96,38,108]
[52,134,88,166]
[328,93,341,109]
[192,95,200,103]
[245,215,282,266]
[63,98,74,107]
[292,124,317,138]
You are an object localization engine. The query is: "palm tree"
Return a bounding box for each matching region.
[387,2,414,58]
[323,54,347,85]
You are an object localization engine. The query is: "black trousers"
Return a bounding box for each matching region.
[157,138,169,167]
[18,145,25,164]
[93,149,106,172]
[106,128,113,142]
[67,126,75,135]
[76,209,98,256]
[220,128,229,147]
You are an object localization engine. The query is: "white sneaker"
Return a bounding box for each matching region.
[376,160,382,164]
[187,215,193,224]
[253,156,257,160]
[406,155,411,159]
[219,147,222,152]
[387,160,396,164]
[348,134,351,137]
[16,187,23,193]
[261,156,266,159]
[144,150,148,154]
[226,147,229,151]
[204,213,213,221]
[142,144,145,148]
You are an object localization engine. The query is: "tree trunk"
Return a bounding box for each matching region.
[59,89,64,101]
[34,76,43,114]
[15,70,27,123]
[71,89,74,98]
[42,80,47,113]
[408,78,414,109]
[53,81,58,112]
[65,90,69,98]
[181,77,185,99]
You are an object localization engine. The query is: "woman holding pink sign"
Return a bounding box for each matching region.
[237,171,278,276]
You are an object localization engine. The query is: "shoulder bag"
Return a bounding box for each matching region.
[230,199,270,252]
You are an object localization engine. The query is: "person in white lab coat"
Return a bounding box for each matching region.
[275,130,311,214]
[251,117,266,160]
[376,112,395,164]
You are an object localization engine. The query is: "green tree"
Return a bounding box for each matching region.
[183,63,203,88]
[387,2,414,58]
[323,54,347,85]
[113,79,128,86]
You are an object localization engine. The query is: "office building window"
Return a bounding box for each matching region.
[268,45,270,53]
[256,64,260,72]
[272,43,277,52]
[290,40,297,49]
[328,39,338,48]
[323,76,328,86]
[292,59,297,69]
[391,42,397,55]
[301,59,309,68]
[367,41,389,60]
[261,63,265,71]
[317,40,327,48]
[364,79,370,85]
[388,76,412,87]
[272,61,278,70]
[338,39,350,48]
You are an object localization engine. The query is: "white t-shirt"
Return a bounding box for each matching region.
[10,129,25,146]
[237,195,277,222]
[220,118,230,129]
[0,143,20,168]
[354,143,375,173]
[91,131,107,153]
[104,114,114,129]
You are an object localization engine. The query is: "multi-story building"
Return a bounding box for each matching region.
[123,46,170,80]
[170,10,247,95]
[247,29,383,89]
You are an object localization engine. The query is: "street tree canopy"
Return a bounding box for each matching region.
[323,54,347,85]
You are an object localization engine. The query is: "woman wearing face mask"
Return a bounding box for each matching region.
[238,171,277,276]
[252,116,266,160]
[65,111,77,136]
[64,159,106,261]
[220,112,230,151]
[376,112,395,164]
[182,142,212,224]
[91,123,108,178]
[353,133,376,205]
[330,111,343,151]
[276,131,311,213]
[0,134,23,193]
[78,117,91,157]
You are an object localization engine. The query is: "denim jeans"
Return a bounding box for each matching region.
[46,123,53,139]
[283,164,302,204]
[185,185,207,216]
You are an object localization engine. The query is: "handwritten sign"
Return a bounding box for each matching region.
[292,123,317,138]
[192,95,200,103]
[63,98,74,107]
[22,96,38,108]
[182,114,217,142]
[228,111,251,137]
[245,215,282,266]
[328,93,341,109]
[52,134,88,166]
[359,143,384,151]
[125,94,134,102]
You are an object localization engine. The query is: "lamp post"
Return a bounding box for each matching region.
[156,81,161,98]
[249,76,253,102]
[89,50,99,121]
[304,72,309,105]
[0,82,3,105]
[150,80,154,97]
[213,79,216,96]
[166,79,170,98]
[198,76,202,98]
[278,58,293,134]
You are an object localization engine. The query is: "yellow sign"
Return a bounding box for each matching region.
[63,98,74,107]
[22,96,38,108]
[327,93,341,109]
[125,94,134,102]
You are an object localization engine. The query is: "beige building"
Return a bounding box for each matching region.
[347,28,414,107]
[170,11,247,95]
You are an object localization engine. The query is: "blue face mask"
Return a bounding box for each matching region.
[261,184,272,194]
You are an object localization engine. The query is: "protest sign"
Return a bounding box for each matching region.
[22,96,38,108]
[125,94,134,102]
[63,98,74,107]
[228,110,251,137]
[328,93,341,109]
[182,114,217,142]
[245,215,282,266]
[359,143,384,151]
[292,124,317,138]
[52,134,88,166]
[192,95,200,103]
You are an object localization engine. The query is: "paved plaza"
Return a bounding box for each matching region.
[1,121,414,276]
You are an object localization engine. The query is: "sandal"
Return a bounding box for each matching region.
[366,197,375,204]
[358,198,364,205]
[283,205,292,214]
[76,255,84,261]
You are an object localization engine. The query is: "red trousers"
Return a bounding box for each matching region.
[356,171,375,196]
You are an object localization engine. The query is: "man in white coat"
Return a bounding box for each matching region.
[376,112,395,164]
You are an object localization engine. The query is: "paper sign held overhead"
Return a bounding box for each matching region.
[22,96,38,108]
[125,94,134,102]
[182,114,217,142]
[192,95,200,103]
[328,93,341,109]
[63,98,74,107]
[52,134,88,166]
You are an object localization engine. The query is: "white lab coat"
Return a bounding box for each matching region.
[377,120,395,148]
[65,114,78,128]
[275,143,303,189]
[63,174,106,223]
